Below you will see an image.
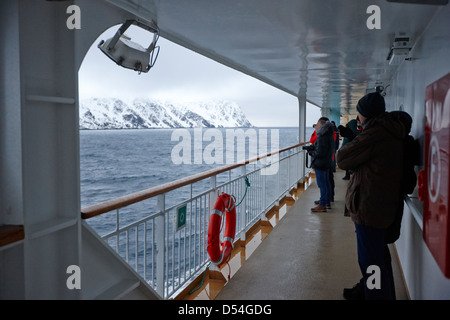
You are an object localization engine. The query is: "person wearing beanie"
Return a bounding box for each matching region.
[356,92,386,127]
[336,92,406,300]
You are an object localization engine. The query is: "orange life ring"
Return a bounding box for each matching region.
[207,193,236,267]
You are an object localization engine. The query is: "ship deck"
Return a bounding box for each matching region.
[182,169,409,300]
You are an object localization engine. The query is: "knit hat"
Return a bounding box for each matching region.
[356,92,386,119]
[391,110,412,133]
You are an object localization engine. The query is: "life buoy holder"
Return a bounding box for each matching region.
[207,193,236,267]
[417,169,425,201]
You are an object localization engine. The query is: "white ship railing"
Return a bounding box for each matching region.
[81,142,309,299]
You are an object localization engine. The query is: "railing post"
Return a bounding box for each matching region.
[208,175,218,263]
[277,157,281,201]
[300,150,306,183]
[210,175,217,194]
[300,149,306,182]
[240,166,247,240]
[262,164,267,217]
[209,175,217,216]
[156,194,165,298]
[287,152,291,188]
[260,172,268,222]
[298,95,307,184]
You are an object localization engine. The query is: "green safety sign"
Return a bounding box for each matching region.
[176,204,187,231]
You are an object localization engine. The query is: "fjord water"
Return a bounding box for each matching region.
[80,127,309,210]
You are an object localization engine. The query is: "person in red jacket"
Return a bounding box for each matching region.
[310,124,317,144]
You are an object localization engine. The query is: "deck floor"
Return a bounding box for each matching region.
[215,169,409,300]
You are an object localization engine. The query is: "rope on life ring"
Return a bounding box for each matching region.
[207,193,237,267]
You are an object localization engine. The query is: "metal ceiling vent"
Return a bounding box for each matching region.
[98,20,160,74]
[386,32,412,65]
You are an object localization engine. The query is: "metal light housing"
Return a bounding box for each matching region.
[386,32,411,66]
[98,20,160,73]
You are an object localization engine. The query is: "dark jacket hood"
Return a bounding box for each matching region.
[316,120,334,137]
[364,112,406,141]
[309,120,335,170]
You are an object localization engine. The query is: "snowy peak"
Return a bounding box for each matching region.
[79,98,252,129]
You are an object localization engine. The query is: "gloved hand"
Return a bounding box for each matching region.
[338,125,356,140]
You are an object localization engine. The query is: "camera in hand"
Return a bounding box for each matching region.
[302,144,315,152]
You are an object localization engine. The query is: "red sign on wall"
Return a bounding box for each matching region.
[423,72,450,278]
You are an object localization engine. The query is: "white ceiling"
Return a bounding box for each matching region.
[105,0,442,117]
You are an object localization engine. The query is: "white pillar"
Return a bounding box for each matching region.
[298,96,307,181]
[0,0,80,299]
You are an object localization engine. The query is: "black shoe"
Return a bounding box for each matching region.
[343,281,365,300]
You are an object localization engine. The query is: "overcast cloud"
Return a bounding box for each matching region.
[78,25,321,127]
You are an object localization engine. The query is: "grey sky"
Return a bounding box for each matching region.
[78,25,321,127]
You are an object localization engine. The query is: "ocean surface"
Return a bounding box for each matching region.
[80,127,313,210]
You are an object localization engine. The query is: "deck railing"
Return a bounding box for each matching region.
[81,142,309,299]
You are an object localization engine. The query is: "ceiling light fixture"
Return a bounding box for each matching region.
[98,19,160,74]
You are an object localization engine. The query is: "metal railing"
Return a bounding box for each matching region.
[81,142,308,299]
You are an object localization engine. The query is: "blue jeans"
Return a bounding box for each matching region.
[315,169,331,206]
[355,223,396,300]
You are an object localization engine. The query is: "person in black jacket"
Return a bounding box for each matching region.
[340,108,419,300]
[338,117,361,180]
[385,110,420,244]
[338,93,407,300]
[307,117,336,212]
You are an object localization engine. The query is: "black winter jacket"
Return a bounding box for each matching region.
[309,121,335,170]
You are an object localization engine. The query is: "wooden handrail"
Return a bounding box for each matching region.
[81,142,307,219]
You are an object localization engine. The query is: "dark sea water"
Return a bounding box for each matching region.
[79,127,312,210]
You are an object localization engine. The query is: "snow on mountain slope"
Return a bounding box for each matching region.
[79,98,253,129]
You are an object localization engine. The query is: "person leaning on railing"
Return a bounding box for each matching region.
[303,117,335,213]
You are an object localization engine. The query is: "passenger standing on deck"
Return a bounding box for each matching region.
[336,92,405,300]
[338,118,361,180]
[305,117,335,212]
[330,121,339,202]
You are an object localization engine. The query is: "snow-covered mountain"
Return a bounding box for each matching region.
[79,98,253,129]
